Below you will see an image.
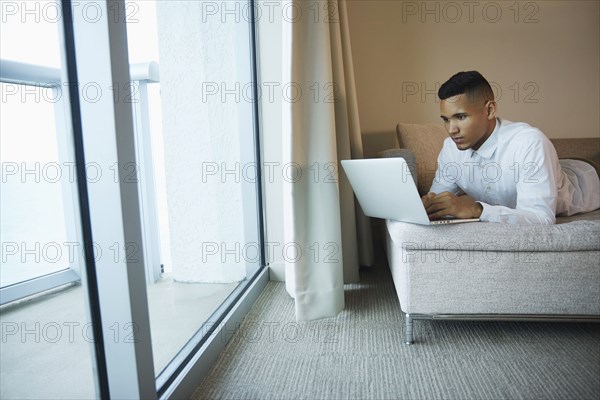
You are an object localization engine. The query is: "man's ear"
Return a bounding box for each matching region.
[485,100,497,120]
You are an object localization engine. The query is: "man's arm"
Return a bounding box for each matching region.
[423,192,483,219]
[428,139,463,196]
[477,134,558,224]
[422,139,471,219]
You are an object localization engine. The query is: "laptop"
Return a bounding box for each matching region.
[340,158,479,225]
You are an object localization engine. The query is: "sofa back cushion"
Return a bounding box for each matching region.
[550,138,600,164]
[396,123,600,195]
[395,123,448,195]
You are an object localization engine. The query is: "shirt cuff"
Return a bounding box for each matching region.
[477,201,494,222]
[476,201,556,224]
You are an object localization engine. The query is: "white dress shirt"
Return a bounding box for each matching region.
[430,118,600,224]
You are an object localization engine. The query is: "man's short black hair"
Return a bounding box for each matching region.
[438,71,494,102]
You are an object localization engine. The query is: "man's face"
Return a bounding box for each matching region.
[439,93,496,151]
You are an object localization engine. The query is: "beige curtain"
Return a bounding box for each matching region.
[282,0,373,321]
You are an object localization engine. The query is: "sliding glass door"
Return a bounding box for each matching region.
[0,0,266,398]
[122,0,264,385]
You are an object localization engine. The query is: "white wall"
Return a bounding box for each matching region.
[347,0,600,140]
[156,2,246,283]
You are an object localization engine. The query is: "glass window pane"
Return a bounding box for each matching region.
[124,0,263,378]
[0,3,98,398]
[1,82,69,286]
[0,0,61,67]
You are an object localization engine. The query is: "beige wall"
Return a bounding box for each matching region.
[347,0,600,139]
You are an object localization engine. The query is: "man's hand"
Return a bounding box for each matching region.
[421,192,483,220]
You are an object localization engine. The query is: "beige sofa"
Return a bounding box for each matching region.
[380,123,600,344]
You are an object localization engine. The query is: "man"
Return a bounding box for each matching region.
[422,71,600,224]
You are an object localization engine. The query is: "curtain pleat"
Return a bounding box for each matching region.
[337,0,374,268]
[282,0,373,321]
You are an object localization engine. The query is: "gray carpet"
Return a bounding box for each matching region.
[192,261,600,399]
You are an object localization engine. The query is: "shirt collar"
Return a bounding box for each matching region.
[470,118,500,159]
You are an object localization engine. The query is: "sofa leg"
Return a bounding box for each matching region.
[404,313,414,345]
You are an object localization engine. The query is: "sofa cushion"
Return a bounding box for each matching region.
[386,209,600,253]
[396,123,448,195]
